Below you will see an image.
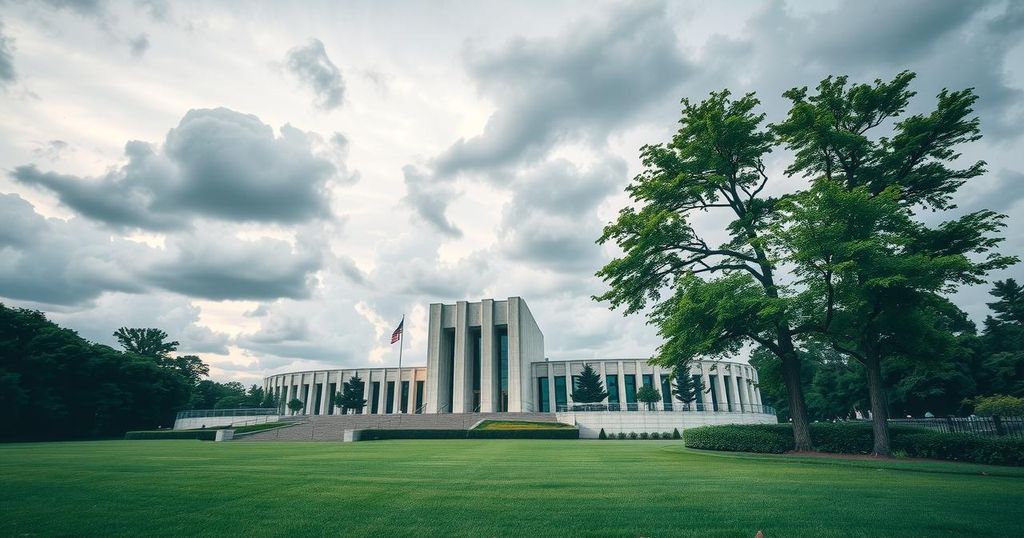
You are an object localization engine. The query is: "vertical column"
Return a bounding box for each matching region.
[599,362,608,404]
[377,372,388,414]
[424,303,442,413]
[305,376,315,415]
[320,372,330,415]
[507,298,522,412]
[700,366,712,411]
[547,367,556,413]
[715,371,728,412]
[452,301,470,413]
[728,370,741,412]
[393,369,403,414]
[617,360,627,410]
[565,361,575,408]
[480,299,495,412]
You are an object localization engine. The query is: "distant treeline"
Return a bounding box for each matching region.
[0,304,275,441]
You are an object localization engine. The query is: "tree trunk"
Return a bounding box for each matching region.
[778,328,813,451]
[864,351,891,457]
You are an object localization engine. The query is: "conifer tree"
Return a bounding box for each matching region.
[571,363,608,404]
[334,374,367,414]
[672,359,703,410]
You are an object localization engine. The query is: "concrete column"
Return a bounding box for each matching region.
[506,298,522,411]
[378,373,388,414]
[424,303,443,413]
[565,361,575,408]
[480,299,495,412]
[393,370,403,414]
[715,371,728,412]
[320,372,330,416]
[452,301,470,413]
[305,378,315,415]
[599,362,608,404]
[617,360,627,410]
[700,367,711,410]
[546,367,556,412]
[736,376,747,411]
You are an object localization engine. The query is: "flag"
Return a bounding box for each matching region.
[390,319,404,344]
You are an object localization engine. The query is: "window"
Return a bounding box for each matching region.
[723,376,733,410]
[370,382,380,414]
[538,377,549,412]
[400,381,410,413]
[642,374,654,388]
[497,326,509,411]
[624,375,637,404]
[313,383,323,415]
[554,376,567,409]
[471,327,481,411]
[444,329,455,413]
[327,382,337,414]
[606,375,619,404]
[385,381,395,414]
[692,376,704,405]
[414,380,425,413]
[660,375,672,411]
[708,376,718,409]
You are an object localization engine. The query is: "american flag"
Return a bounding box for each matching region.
[390,319,404,344]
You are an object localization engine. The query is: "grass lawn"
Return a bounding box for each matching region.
[474,419,576,430]
[2,440,1022,537]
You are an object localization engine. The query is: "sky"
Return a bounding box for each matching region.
[1,0,1022,384]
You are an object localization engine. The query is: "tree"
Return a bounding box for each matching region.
[167,355,210,386]
[261,390,278,409]
[772,73,1016,455]
[113,327,179,359]
[636,385,661,411]
[334,375,366,414]
[596,89,815,450]
[972,395,1024,417]
[671,359,702,410]
[287,398,304,415]
[988,279,1024,325]
[571,363,608,404]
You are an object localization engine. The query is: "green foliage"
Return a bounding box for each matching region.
[628,432,638,440]
[684,423,1024,466]
[673,428,682,439]
[598,428,607,440]
[636,385,661,410]
[113,327,179,359]
[640,432,650,440]
[0,304,194,440]
[287,398,304,414]
[571,363,608,403]
[672,359,702,407]
[988,279,1024,325]
[617,432,627,439]
[972,395,1024,417]
[334,375,367,414]
[123,430,216,440]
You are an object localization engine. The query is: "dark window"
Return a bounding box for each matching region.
[444,329,455,413]
[415,380,425,413]
[497,326,509,411]
[642,374,654,388]
[660,374,672,411]
[692,376,704,405]
[386,381,395,414]
[400,381,410,413]
[554,376,567,408]
[723,376,733,409]
[606,375,619,404]
[327,382,337,414]
[624,375,637,404]
[572,375,580,393]
[313,383,322,415]
[708,376,718,409]
[471,327,481,411]
[538,377,549,412]
[370,381,380,414]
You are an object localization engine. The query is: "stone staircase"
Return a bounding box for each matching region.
[236,412,562,442]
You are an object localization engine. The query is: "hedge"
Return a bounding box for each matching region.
[357,428,580,441]
[124,430,217,440]
[683,423,1024,466]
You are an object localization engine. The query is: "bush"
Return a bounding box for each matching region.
[639,432,650,440]
[672,428,682,439]
[650,432,661,440]
[617,432,627,439]
[664,431,674,439]
[124,430,216,441]
[598,428,607,440]
[683,423,1024,466]
[973,395,1024,417]
[628,432,638,440]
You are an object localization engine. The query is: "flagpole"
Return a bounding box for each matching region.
[397,314,404,413]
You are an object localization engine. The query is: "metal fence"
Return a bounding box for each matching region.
[555,402,775,414]
[889,416,1024,439]
[175,408,279,420]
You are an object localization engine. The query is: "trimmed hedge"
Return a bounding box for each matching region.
[683,423,1024,466]
[358,428,580,441]
[124,430,216,440]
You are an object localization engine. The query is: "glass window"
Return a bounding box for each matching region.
[554,376,567,409]
[400,381,410,413]
[660,374,672,411]
[642,374,654,388]
[385,381,395,414]
[414,380,425,413]
[624,375,637,404]
[370,382,380,414]
[538,377,549,412]
[708,376,718,409]
[606,375,619,404]
[498,326,509,411]
[692,375,704,405]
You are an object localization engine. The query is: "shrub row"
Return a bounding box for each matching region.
[124,430,216,440]
[598,428,683,440]
[683,423,1024,466]
[357,428,580,441]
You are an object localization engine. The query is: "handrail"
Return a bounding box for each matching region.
[554,402,775,414]
[175,408,279,419]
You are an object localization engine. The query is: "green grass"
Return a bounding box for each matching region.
[474,419,576,430]
[1,440,1022,537]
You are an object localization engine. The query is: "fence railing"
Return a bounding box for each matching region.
[175,408,279,420]
[555,402,775,414]
[889,416,1024,439]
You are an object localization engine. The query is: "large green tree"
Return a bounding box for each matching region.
[596,90,814,449]
[773,74,1016,455]
[671,359,703,410]
[334,374,367,414]
[571,363,608,404]
[113,327,179,359]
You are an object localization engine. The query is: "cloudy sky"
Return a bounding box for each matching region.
[1,0,1022,383]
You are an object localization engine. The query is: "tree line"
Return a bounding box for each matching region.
[596,71,1019,456]
[0,304,277,440]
